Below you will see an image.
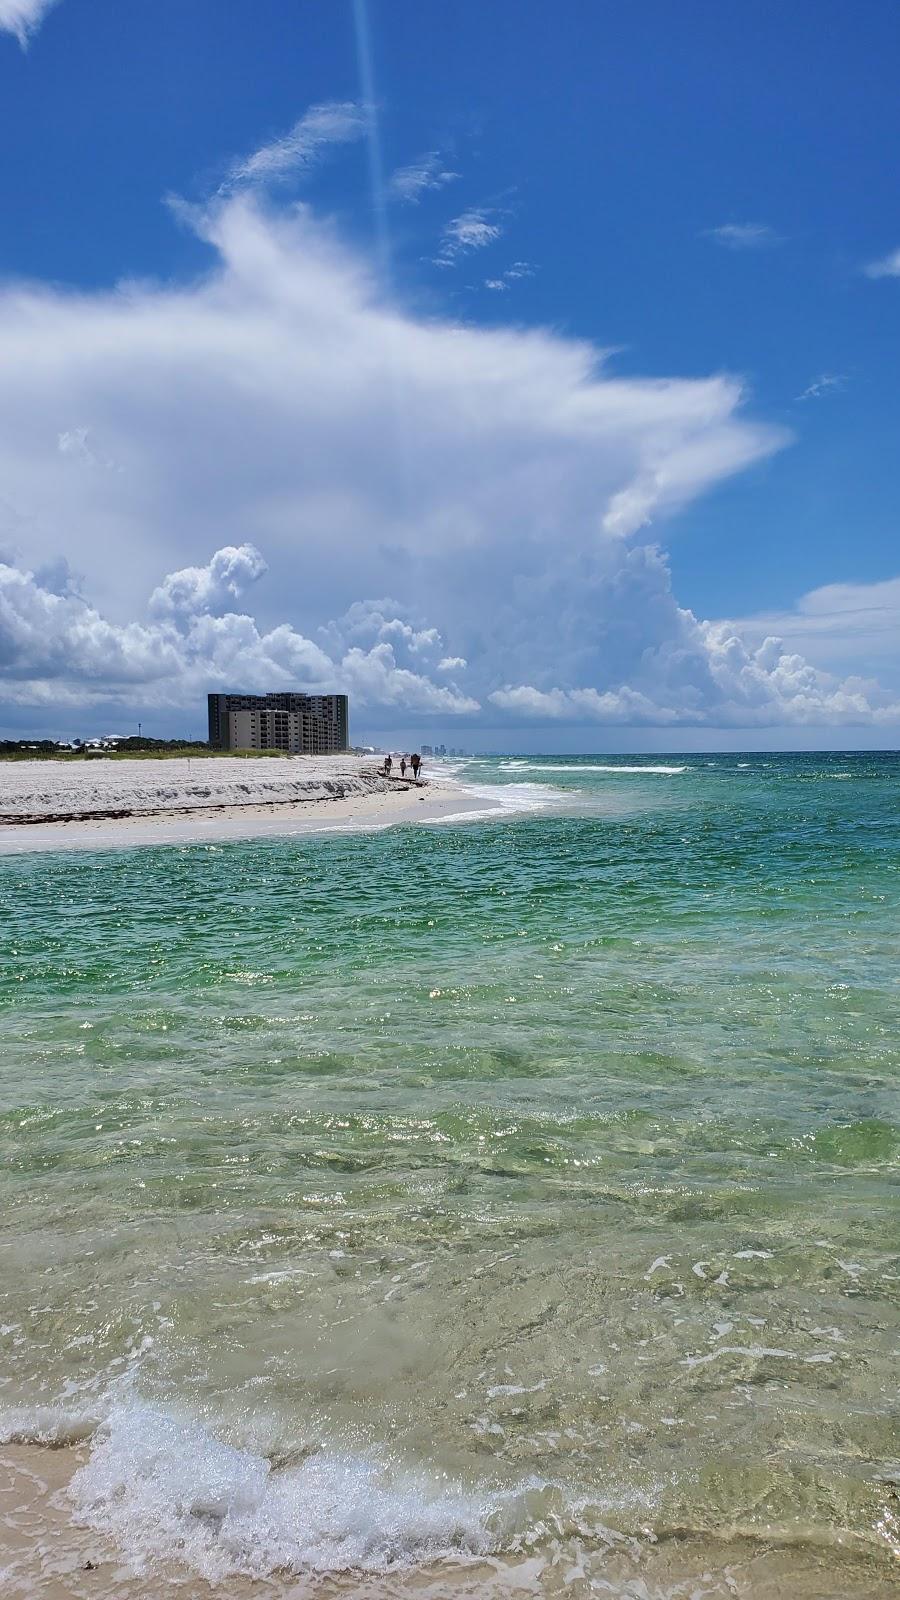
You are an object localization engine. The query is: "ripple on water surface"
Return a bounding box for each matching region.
[1,755,898,1594]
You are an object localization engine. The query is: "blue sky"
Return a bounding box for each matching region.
[1,0,898,748]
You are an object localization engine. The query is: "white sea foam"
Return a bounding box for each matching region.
[68,1403,501,1580]
[497,764,687,775]
[428,779,567,825]
[61,1400,667,1583]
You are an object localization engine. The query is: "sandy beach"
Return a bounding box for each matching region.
[2,1438,893,1600]
[0,756,491,854]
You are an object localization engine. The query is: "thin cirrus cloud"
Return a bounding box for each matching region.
[726,575,900,675]
[1,187,897,736]
[389,151,459,204]
[863,247,900,279]
[434,207,503,266]
[219,101,368,193]
[0,0,59,46]
[706,222,782,250]
[796,373,844,402]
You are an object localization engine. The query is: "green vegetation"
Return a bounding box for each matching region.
[0,739,299,761]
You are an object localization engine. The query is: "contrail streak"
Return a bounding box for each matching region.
[351,0,415,501]
[352,0,392,288]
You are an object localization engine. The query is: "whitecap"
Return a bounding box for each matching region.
[497,764,686,775]
[69,1403,500,1580]
[427,780,567,825]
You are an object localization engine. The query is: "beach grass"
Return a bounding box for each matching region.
[0,745,301,761]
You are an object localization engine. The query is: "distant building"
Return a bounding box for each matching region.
[208,692,349,754]
[421,744,433,757]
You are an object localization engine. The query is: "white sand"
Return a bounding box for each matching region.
[0,756,493,854]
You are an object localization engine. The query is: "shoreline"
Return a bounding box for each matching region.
[1,1439,894,1600]
[0,756,498,855]
[3,758,898,1599]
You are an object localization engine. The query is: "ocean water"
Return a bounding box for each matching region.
[1,752,898,1597]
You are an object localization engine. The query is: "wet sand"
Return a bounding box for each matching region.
[2,1442,894,1600]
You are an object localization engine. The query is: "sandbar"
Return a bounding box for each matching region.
[0,756,494,855]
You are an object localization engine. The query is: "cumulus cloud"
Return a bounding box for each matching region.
[706,223,781,250]
[0,550,477,717]
[435,207,503,265]
[319,599,445,659]
[864,247,900,279]
[487,548,900,728]
[3,188,893,737]
[726,574,900,677]
[148,544,268,618]
[0,192,785,634]
[220,102,367,193]
[389,152,459,204]
[0,0,58,46]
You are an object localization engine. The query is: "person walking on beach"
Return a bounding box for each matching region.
[400,756,407,778]
[383,754,392,777]
[411,752,421,781]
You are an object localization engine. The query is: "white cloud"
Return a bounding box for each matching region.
[864,247,900,279]
[389,152,459,204]
[57,426,119,471]
[706,223,781,250]
[0,0,58,46]
[489,555,900,728]
[148,544,268,618]
[0,550,477,717]
[5,190,890,737]
[435,208,503,266]
[58,427,93,460]
[340,643,478,713]
[220,102,367,193]
[318,600,443,659]
[485,261,535,292]
[796,374,843,402]
[726,575,900,677]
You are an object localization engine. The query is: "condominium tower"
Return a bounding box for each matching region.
[207,692,349,754]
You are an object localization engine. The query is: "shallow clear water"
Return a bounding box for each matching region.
[1,752,898,1594]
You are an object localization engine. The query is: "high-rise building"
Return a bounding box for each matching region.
[208,692,348,754]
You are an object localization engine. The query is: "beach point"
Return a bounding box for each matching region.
[0,752,491,854]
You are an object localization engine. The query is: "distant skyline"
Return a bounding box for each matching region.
[1,0,899,750]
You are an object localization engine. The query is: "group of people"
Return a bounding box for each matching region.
[383,752,423,782]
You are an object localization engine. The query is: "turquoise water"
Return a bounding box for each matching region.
[1,753,898,1595]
